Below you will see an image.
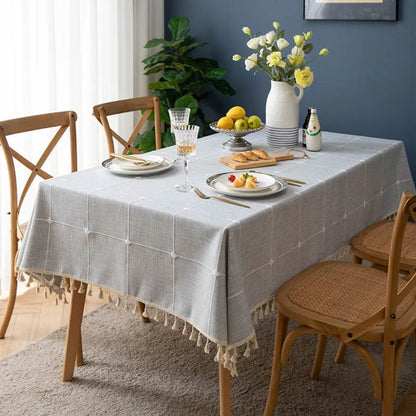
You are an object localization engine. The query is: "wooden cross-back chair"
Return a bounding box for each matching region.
[0,111,77,339]
[92,96,162,156]
[264,191,416,416]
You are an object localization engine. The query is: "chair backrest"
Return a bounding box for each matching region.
[341,191,416,342]
[0,111,77,241]
[92,96,162,155]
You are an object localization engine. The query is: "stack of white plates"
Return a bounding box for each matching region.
[102,154,175,176]
[265,125,299,148]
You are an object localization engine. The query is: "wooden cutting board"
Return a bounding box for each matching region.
[219,153,294,170]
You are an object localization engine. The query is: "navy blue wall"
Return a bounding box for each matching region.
[165,1,415,180]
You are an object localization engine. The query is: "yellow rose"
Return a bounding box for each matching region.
[295,67,314,88]
[288,55,304,67]
[293,35,305,47]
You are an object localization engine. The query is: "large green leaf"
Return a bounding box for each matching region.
[178,42,207,54]
[142,53,171,66]
[303,43,313,54]
[162,131,175,148]
[194,57,218,72]
[206,68,226,79]
[148,80,179,91]
[134,129,156,153]
[174,95,198,117]
[168,17,189,41]
[211,79,236,96]
[175,71,192,81]
[144,38,173,49]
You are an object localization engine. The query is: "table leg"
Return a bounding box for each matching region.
[219,362,231,416]
[62,282,86,381]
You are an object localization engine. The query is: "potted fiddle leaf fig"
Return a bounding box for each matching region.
[134,16,235,152]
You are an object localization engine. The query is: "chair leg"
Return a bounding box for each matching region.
[264,311,289,416]
[310,335,327,379]
[219,361,231,416]
[382,340,396,416]
[62,282,86,381]
[138,301,150,323]
[76,327,83,366]
[0,271,18,339]
[335,342,347,364]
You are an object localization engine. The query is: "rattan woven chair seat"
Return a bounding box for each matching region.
[278,261,415,336]
[351,220,416,272]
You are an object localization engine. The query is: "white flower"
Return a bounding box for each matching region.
[273,21,280,31]
[245,53,258,71]
[258,35,267,47]
[242,27,251,36]
[276,38,289,50]
[290,46,305,57]
[267,51,286,68]
[247,37,260,50]
[232,54,242,61]
[265,31,277,44]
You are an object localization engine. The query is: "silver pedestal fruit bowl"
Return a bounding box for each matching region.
[209,121,265,152]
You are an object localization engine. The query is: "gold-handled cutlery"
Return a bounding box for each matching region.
[193,187,250,209]
[278,176,306,185]
[110,153,155,166]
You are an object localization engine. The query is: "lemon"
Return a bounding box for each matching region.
[217,116,234,130]
[226,106,246,121]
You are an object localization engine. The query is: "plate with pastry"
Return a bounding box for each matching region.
[206,172,287,198]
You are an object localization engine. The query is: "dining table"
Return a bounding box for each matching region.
[16,129,415,415]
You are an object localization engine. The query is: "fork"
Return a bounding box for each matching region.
[193,187,250,209]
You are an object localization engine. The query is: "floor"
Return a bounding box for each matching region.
[0,287,415,415]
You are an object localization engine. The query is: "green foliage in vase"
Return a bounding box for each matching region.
[134,16,235,153]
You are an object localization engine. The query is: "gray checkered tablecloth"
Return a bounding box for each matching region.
[16,131,414,372]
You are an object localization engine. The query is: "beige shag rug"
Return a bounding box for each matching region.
[0,304,415,415]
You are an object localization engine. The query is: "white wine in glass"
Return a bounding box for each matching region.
[173,125,199,192]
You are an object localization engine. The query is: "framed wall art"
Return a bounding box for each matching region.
[304,0,398,21]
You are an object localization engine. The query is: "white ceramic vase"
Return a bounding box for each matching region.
[265,80,304,147]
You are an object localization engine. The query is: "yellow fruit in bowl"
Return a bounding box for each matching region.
[226,106,246,121]
[217,116,234,130]
[234,118,248,130]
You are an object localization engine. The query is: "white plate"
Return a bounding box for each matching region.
[102,157,175,176]
[206,172,287,198]
[215,172,276,192]
[111,155,165,171]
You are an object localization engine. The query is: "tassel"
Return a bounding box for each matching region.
[25,279,31,288]
[60,279,66,289]
[50,276,56,286]
[63,294,69,304]
[115,296,120,306]
[204,339,211,354]
[197,332,203,347]
[259,306,264,320]
[58,293,63,301]
[164,312,169,327]
[107,293,113,304]
[182,321,188,336]
[243,342,251,358]
[19,273,26,282]
[70,280,77,291]
[154,309,160,322]
[265,301,270,316]
[252,334,259,350]
[49,286,53,295]
[223,350,231,370]
[132,301,139,314]
[124,300,129,312]
[35,284,40,294]
[253,309,258,325]
[171,316,179,331]
[98,287,104,299]
[78,283,86,294]
[189,326,197,342]
[271,297,276,312]
[44,288,48,299]
[88,286,93,297]
[214,345,221,362]
[142,306,149,318]
[55,297,59,306]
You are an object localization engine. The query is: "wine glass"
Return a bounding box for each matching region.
[168,108,191,131]
[173,124,199,192]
